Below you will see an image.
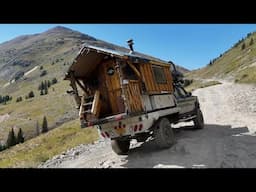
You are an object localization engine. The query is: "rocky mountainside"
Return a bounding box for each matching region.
[0,26,189,86]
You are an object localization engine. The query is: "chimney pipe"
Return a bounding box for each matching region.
[127,39,134,53]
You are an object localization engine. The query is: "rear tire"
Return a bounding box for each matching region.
[193,108,204,129]
[111,139,130,155]
[153,118,175,148]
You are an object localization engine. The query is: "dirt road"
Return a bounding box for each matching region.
[40,82,256,168]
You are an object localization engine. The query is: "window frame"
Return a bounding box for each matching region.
[151,65,167,84]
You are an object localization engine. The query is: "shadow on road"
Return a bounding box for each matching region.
[122,124,256,168]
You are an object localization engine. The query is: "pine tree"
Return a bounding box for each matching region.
[6,128,17,147]
[44,84,48,95]
[47,80,51,88]
[5,95,9,101]
[41,81,45,90]
[249,38,254,46]
[3,97,6,104]
[35,120,40,136]
[41,116,48,133]
[241,42,246,50]
[17,128,24,143]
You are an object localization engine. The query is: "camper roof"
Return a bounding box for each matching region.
[65,43,171,79]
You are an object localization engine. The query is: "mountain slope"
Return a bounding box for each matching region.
[187,31,256,83]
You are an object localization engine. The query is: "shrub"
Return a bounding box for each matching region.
[52,78,58,84]
[40,70,47,77]
[16,96,23,102]
[28,91,35,98]
[41,116,48,133]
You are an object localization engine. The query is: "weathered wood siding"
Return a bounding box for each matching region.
[86,60,173,118]
[103,60,124,115]
[139,63,173,94]
[95,63,111,117]
[123,80,143,113]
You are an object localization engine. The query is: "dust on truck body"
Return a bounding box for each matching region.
[64,40,204,155]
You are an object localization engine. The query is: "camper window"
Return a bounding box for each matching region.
[152,65,167,84]
[107,67,115,76]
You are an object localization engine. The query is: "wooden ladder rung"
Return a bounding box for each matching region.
[83,110,92,114]
[83,102,93,106]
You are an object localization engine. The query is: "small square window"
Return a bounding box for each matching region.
[152,65,167,84]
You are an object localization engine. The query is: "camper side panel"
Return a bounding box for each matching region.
[139,63,173,94]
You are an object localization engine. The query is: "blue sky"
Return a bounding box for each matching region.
[0,24,256,70]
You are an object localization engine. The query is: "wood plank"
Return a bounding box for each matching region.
[123,80,143,113]
[97,63,112,117]
[145,64,155,91]
[91,90,101,117]
[140,64,149,91]
[139,64,149,92]
[149,60,170,67]
[126,61,141,79]
[151,64,162,92]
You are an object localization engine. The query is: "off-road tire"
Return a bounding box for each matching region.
[193,107,204,129]
[111,139,130,155]
[153,118,175,148]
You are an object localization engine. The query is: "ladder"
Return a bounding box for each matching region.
[79,90,101,120]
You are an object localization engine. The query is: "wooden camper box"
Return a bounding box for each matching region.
[65,44,174,123]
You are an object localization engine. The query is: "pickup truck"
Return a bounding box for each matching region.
[65,43,204,155]
[99,65,204,155]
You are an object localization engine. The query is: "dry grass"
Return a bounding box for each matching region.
[0,119,99,168]
[0,80,78,141]
[185,80,222,92]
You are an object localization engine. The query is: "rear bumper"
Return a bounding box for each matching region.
[81,107,180,139]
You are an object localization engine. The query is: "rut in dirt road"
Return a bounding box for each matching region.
[40,82,256,168]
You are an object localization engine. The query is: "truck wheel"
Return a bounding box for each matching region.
[193,108,204,129]
[153,118,175,148]
[111,139,130,155]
